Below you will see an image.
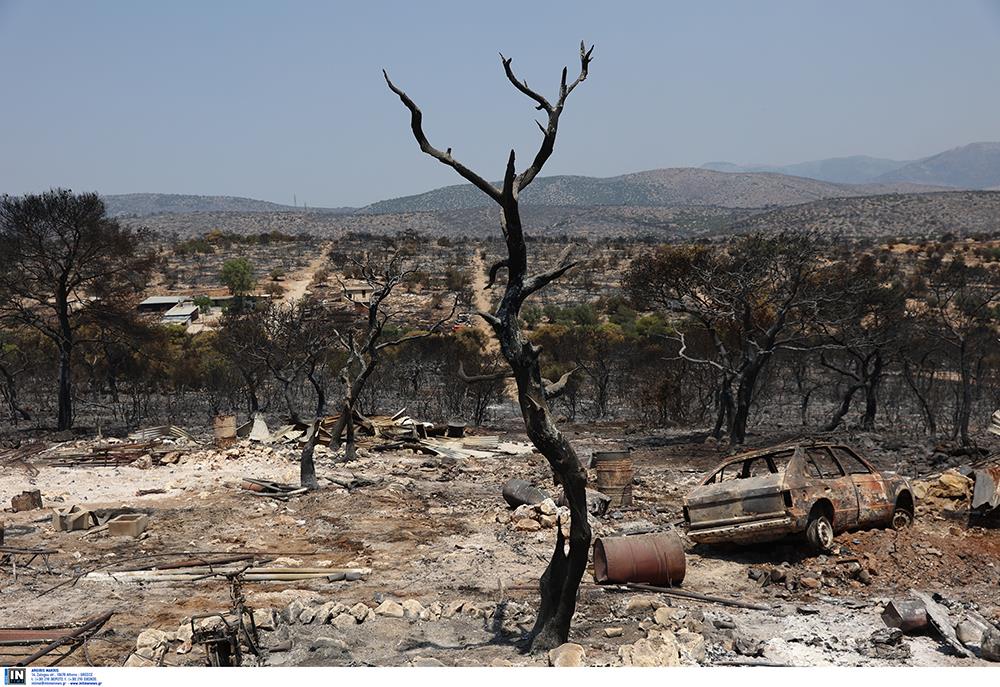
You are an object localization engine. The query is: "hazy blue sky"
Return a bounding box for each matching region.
[2,1,999,206]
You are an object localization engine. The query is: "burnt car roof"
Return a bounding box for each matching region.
[703,442,872,475]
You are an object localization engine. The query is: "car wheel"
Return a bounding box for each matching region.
[891,507,913,530]
[806,515,834,552]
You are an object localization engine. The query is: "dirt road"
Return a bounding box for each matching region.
[468,250,498,353]
[281,245,331,304]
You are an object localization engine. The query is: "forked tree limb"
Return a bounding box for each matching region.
[376,295,457,350]
[457,360,513,384]
[458,361,577,400]
[383,70,502,205]
[485,258,510,288]
[513,42,593,191]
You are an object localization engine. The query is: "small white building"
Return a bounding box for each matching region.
[161,302,200,327]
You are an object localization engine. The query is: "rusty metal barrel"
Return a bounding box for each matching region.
[593,532,686,587]
[502,479,550,508]
[594,450,633,507]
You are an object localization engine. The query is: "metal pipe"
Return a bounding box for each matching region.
[624,582,774,612]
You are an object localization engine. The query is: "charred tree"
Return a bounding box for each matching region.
[385,42,594,650]
[625,234,820,445]
[327,252,455,462]
[0,190,155,430]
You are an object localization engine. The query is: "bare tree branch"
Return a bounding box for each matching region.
[383,70,502,204]
[543,367,578,400]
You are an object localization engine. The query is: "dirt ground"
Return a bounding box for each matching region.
[2,422,998,667]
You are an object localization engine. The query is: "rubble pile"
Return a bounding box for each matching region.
[913,469,974,515]
[497,498,571,534]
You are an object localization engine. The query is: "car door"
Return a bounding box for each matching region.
[830,446,892,527]
[685,454,787,530]
[802,446,860,530]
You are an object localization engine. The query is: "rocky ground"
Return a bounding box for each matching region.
[1,422,998,667]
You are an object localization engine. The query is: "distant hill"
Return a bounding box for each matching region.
[362,168,941,213]
[126,204,752,241]
[874,142,1000,189]
[702,156,909,184]
[127,192,1000,242]
[704,142,1000,188]
[722,190,1000,239]
[102,193,353,217]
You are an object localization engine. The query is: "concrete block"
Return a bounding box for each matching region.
[52,505,96,532]
[108,513,149,537]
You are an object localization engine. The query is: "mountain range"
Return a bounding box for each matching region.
[702,142,1000,188]
[94,141,1000,218]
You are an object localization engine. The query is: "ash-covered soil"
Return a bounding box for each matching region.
[2,423,998,667]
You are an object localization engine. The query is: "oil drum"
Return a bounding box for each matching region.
[592,532,686,587]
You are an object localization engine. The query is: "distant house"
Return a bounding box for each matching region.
[342,280,373,304]
[138,296,186,313]
[161,302,200,326]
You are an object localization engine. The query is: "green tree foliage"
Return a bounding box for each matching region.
[221,257,256,296]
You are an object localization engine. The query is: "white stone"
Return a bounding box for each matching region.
[331,613,357,631]
[374,600,405,618]
[619,631,680,667]
[548,642,586,667]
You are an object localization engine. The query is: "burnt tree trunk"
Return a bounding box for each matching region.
[731,363,763,445]
[824,383,864,432]
[902,358,937,435]
[956,341,973,447]
[385,42,594,651]
[56,289,74,431]
[860,352,883,431]
[299,419,321,489]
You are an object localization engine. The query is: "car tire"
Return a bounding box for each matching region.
[891,507,913,530]
[806,514,834,552]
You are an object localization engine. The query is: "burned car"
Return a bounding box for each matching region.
[683,443,913,551]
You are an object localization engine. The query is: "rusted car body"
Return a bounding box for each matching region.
[683,443,913,549]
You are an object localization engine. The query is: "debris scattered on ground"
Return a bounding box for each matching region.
[0,612,113,666]
[11,489,43,512]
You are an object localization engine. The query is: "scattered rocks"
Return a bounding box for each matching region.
[733,633,766,657]
[548,642,586,667]
[374,600,406,618]
[331,613,357,631]
[298,605,318,624]
[799,576,822,590]
[311,636,349,654]
[624,595,664,614]
[981,626,1000,662]
[913,469,974,514]
[252,608,277,631]
[653,606,675,627]
[514,518,542,532]
[410,656,447,667]
[856,628,910,660]
[675,629,707,664]
[442,599,466,619]
[317,602,346,624]
[282,599,307,624]
[511,498,571,532]
[401,599,425,620]
[348,602,370,623]
[618,630,680,667]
